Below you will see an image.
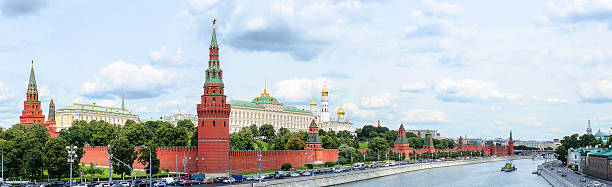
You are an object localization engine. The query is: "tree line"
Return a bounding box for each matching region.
[555,133,602,164]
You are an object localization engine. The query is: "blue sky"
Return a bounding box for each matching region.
[1,0,612,141]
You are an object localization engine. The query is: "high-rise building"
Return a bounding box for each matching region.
[197,19,230,177]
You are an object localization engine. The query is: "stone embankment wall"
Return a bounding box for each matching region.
[235,157,528,187]
[538,165,576,187]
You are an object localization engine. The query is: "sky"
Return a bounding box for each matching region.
[1,0,612,141]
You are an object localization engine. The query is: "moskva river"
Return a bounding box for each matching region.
[339,159,549,187]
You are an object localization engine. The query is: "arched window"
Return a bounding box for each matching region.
[213,121,216,127]
[224,121,226,127]
[213,98,216,103]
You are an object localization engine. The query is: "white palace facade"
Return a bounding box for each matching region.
[227,85,355,134]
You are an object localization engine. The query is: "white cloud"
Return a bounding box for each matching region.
[531,96,569,104]
[80,61,178,99]
[273,78,327,102]
[360,92,396,108]
[578,80,612,103]
[0,82,12,103]
[543,0,612,29]
[421,0,464,17]
[149,46,186,66]
[343,102,376,119]
[400,82,427,93]
[401,109,449,124]
[433,78,520,103]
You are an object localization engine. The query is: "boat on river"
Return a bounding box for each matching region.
[501,162,516,172]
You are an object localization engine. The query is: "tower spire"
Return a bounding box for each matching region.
[587,120,593,135]
[211,18,218,46]
[121,95,125,110]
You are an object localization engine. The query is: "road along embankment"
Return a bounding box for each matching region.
[233,156,529,187]
[538,164,576,187]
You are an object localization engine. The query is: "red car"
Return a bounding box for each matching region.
[179,180,193,186]
[202,179,214,184]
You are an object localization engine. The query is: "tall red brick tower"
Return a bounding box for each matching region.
[46,98,59,138]
[196,19,231,177]
[305,120,322,150]
[508,131,514,155]
[20,61,45,124]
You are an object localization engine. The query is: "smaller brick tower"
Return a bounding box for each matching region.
[393,124,412,158]
[423,130,435,152]
[20,60,45,124]
[46,98,59,138]
[305,120,322,150]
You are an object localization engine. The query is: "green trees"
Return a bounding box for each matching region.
[285,136,305,150]
[229,127,256,150]
[137,141,160,175]
[259,124,275,142]
[154,123,188,146]
[367,137,389,152]
[109,137,136,178]
[555,133,603,163]
[44,137,70,180]
[338,144,361,164]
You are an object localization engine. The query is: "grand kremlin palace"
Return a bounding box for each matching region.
[227,89,315,133]
[54,101,139,132]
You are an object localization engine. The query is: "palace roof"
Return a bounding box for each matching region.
[60,103,135,115]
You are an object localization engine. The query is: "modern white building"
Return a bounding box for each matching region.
[55,98,139,131]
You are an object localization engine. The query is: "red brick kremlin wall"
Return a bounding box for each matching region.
[81,147,338,173]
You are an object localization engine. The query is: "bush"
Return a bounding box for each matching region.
[325,161,336,167]
[306,164,313,169]
[281,163,292,171]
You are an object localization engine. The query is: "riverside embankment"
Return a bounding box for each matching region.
[233,156,530,187]
[538,164,575,187]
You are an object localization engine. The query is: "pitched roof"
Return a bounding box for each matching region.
[227,100,264,108]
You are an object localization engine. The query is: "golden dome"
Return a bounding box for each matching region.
[260,89,270,97]
[310,100,317,106]
[337,106,345,115]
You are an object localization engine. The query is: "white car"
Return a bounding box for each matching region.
[223,177,236,184]
[290,172,300,177]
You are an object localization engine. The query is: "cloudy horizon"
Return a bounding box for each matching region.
[2,0,612,141]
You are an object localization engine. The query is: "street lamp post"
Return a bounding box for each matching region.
[143,146,152,187]
[311,153,315,176]
[1,144,4,183]
[66,145,78,187]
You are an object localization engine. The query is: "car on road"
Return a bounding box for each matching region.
[300,171,312,176]
[561,172,567,177]
[222,177,236,184]
[581,178,587,182]
[290,172,300,177]
[587,181,605,187]
[213,177,227,183]
[178,180,193,186]
[153,181,166,187]
[201,179,214,184]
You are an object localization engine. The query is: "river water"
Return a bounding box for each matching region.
[339,159,549,187]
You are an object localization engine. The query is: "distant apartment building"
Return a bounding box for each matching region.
[406,129,441,139]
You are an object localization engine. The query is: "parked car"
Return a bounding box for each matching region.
[222,177,236,184]
[561,172,567,177]
[178,180,193,186]
[582,178,587,182]
[231,174,243,182]
[153,181,166,187]
[253,174,265,181]
[290,172,300,177]
[202,179,214,184]
[300,171,312,176]
[213,177,228,183]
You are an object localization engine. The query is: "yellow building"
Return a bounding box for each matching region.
[228,89,315,133]
[55,99,139,131]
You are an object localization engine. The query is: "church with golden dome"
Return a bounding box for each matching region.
[226,89,315,133]
[310,84,355,134]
